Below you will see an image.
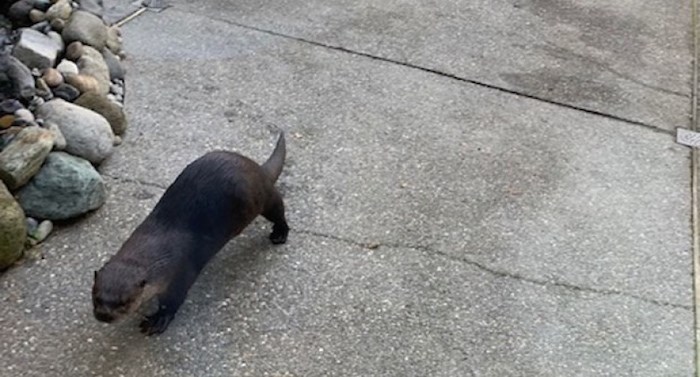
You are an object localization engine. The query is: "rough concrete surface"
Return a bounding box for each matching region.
[0,2,695,376]
[169,0,692,131]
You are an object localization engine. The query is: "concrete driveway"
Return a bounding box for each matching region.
[0,1,695,376]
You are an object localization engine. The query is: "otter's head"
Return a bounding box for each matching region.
[92,261,148,323]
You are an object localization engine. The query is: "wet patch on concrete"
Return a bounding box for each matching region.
[500,69,623,107]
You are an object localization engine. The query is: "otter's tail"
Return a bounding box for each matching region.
[262,132,286,183]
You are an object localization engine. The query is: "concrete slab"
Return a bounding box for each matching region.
[0,4,693,377]
[104,11,691,307]
[0,180,692,376]
[166,1,692,131]
[103,0,143,25]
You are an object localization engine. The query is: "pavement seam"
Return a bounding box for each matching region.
[170,8,675,136]
[97,173,693,310]
[691,0,700,373]
[295,228,692,311]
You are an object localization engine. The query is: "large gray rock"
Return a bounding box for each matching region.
[0,181,26,270]
[2,55,36,100]
[17,151,106,220]
[62,10,107,50]
[77,45,109,95]
[0,126,55,190]
[8,0,33,27]
[12,28,60,70]
[74,92,127,135]
[34,99,113,163]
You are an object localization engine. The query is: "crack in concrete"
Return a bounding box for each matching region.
[170,8,674,136]
[294,228,692,311]
[97,172,691,310]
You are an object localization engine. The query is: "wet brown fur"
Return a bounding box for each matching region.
[92,134,288,335]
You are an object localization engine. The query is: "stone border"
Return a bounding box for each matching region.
[0,0,129,270]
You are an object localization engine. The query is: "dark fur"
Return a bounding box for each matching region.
[93,134,289,335]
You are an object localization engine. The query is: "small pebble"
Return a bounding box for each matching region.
[14,109,35,123]
[29,9,46,23]
[28,97,45,111]
[56,59,78,76]
[0,115,15,129]
[52,83,80,102]
[64,74,100,94]
[25,217,39,234]
[35,78,54,100]
[113,135,122,145]
[30,220,53,243]
[65,41,83,61]
[43,68,63,87]
[110,84,123,96]
[50,18,64,32]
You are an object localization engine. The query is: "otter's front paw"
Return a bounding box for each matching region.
[269,230,288,244]
[140,311,175,336]
[269,223,289,244]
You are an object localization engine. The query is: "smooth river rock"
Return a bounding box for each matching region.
[0,126,55,190]
[17,151,106,220]
[0,181,26,270]
[34,99,113,163]
[62,10,107,50]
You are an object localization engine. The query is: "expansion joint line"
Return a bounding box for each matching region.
[294,228,690,310]
[171,8,673,136]
[691,0,700,374]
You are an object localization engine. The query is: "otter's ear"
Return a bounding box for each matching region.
[139,279,146,288]
[93,270,98,280]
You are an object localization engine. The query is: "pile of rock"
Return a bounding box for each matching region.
[0,0,128,270]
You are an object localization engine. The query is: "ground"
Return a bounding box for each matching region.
[0,1,695,376]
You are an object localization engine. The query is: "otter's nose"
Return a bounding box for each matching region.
[94,311,115,323]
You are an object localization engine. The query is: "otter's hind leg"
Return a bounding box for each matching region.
[262,190,289,244]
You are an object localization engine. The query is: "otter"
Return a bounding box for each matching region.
[92,133,289,335]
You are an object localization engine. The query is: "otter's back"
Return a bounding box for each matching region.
[149,151,271,243]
